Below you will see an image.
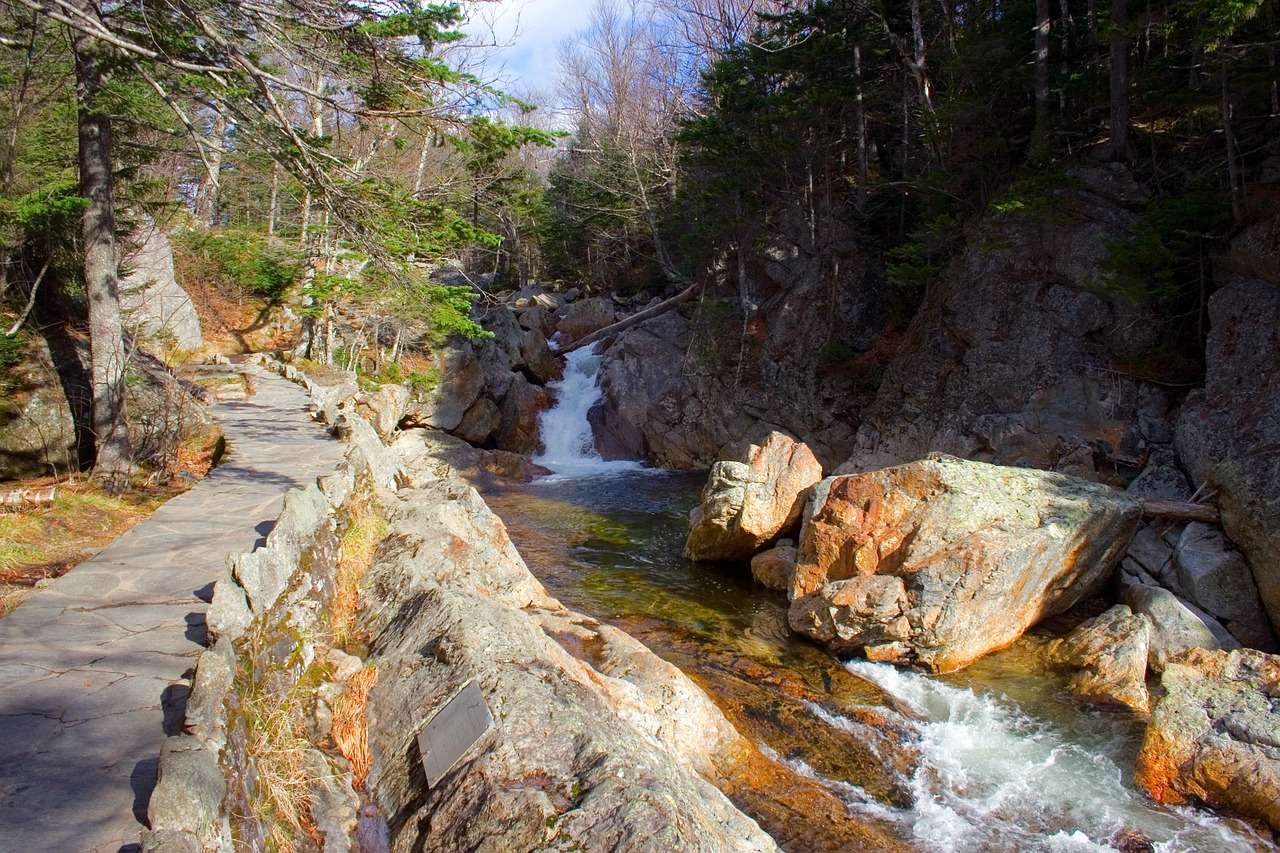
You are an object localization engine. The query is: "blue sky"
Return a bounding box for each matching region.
[460,0,596,98]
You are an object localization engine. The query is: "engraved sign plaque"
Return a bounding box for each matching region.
[417,680,493,788]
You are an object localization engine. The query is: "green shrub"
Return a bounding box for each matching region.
[407,368,439,395]
[173,227,303,301]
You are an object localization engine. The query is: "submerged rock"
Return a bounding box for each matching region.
[1135,648,1280,833]
[788,455,1141,672]
[1053,605,1152,714]
[685,432,823,562]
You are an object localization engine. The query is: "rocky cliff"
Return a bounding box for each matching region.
[591,212,888,470]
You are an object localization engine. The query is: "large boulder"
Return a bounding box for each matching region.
[120,216,203,352]
[841,166,1167,484]
[788,455,1141,672]
[359,479,779,852]
[685,432,823,562]
[0,336,79,479]
[556,296,617,340]
[1176,269,1280,636]
[494,372,552,455]
[1172,523,1275,650]
[1052,605,1152,714]
[402,345,485,432]
[1120,583,1240,671]
[1135,648,1280,833]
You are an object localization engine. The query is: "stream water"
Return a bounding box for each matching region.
[484,347,1275,853]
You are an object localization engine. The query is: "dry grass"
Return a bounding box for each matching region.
[331,496,388,648]
[0,480,176,617]
[332,665,379,789]
[240,683,322,849]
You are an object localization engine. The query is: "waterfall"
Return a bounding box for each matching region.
[843,661,1273,853]
[534,346,643,478]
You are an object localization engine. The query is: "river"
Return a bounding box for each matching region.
[482,347,1274,853]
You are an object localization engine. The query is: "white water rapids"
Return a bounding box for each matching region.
[527,346,1275,852]
[843,661,1274,852]
[534,346,644,478]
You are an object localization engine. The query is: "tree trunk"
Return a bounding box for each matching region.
[194,111,226,227]
[1221,61,1244,224]
[268,161,279,236]
[564,281,701,354]
[1034,0,1051,135]
[854,43,869,212]
[73,17,132,487]
[1105,0,1133,162]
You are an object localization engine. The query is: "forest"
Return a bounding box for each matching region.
[1,0,1277,480]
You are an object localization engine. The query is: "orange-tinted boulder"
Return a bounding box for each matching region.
[789,455,1141,672]
[1135,648,1280,833]
[685,432,824,562]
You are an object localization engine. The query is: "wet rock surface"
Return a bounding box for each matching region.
[789,455,1141,672]
[1135,647,1280,833]
[685,432,823,562]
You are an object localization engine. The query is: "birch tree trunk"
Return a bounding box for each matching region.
[1034,0,1051,135]
[72,11,132,486]
[194,111,226,227]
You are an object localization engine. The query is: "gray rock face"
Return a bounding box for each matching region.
[120,216,203,352]
[788,455,1141,672]
[592,212,887,470]
[1125,448,1192,501]
[1119,583,1240,671]
[495,372,552,454]
[144,735,229,853]
[556,296,617,340]
[404,346,485,431]
[1176,273,1280,636]
[841,166,1165,484]
[1173,523,1274,649]
[359,480,778,852]
[0,335,78,479]
[1136,648,1280,833]
[685,432,823,562]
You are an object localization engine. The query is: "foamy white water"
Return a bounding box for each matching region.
[844,661,1275,853]
[534,346,645,478]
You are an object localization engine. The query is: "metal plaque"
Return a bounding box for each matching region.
[417,680,493,788]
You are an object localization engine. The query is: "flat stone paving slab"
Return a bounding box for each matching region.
[0,367,342,853]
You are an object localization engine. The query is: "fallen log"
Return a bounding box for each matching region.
[563,281,702,354]
[0,486,57,510]
[1140,498,1219,524]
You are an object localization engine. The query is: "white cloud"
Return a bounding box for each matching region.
[460,0,596,98]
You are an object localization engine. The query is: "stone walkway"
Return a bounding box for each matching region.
[0,367,342,853]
